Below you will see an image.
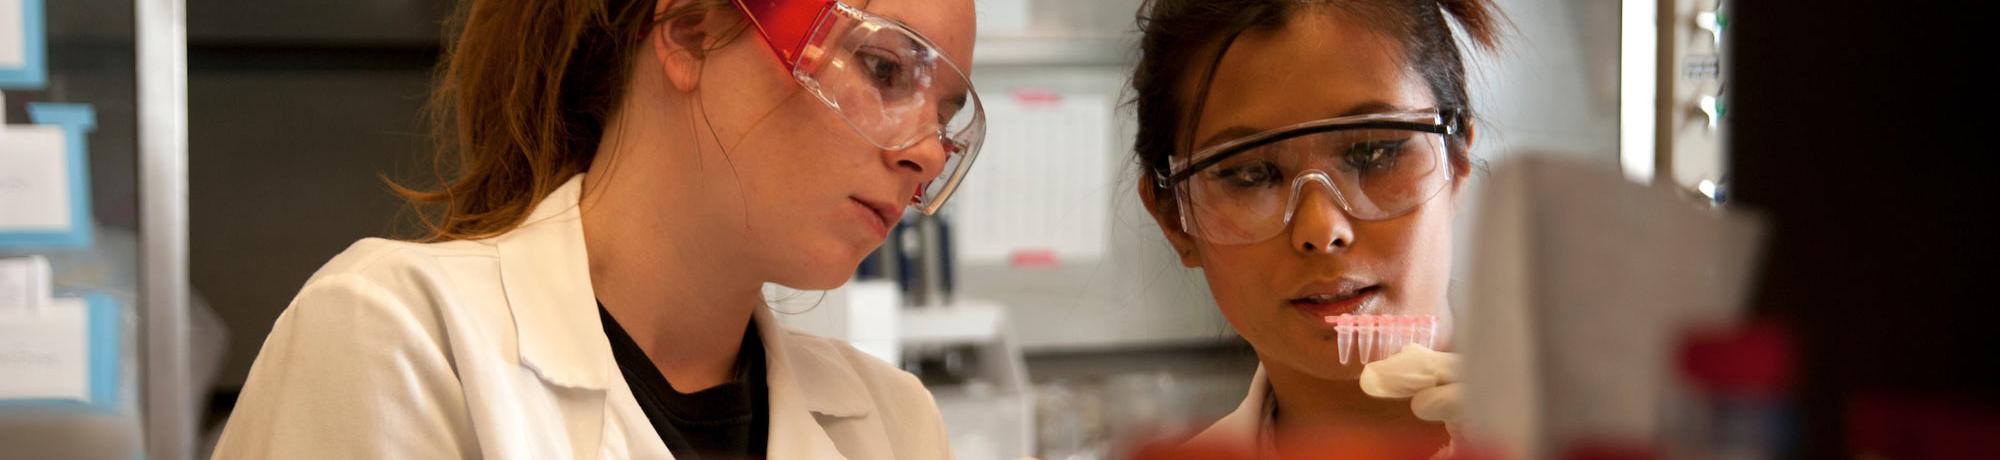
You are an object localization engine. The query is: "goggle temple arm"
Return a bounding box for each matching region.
[733,0,838,72]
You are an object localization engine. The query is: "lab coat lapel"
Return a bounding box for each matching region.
[494,174,881,459]
[756,306,866,460]
[493,175,613,458]
[1187,365,1272,450]
[494,174,608,390]
[495,175,611,390]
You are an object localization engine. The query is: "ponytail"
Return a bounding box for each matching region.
[391,0,745,241]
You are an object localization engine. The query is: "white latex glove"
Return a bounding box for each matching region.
[1360,343,1464,458]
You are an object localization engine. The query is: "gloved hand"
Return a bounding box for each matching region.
[1360,343,1464,459]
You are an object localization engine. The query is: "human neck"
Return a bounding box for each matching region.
[580,100,763,394]
[1261,357,1448,452]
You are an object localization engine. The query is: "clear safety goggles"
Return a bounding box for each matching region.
[733,0,987,214]
[1158,111,1460,245]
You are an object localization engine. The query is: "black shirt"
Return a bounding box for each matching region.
[599,304,770,460]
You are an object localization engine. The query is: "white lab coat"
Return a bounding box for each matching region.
[1185,366,1276,455]
[212,175,954,459]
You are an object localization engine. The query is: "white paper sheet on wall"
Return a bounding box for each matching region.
[1,0,26,68]
[950,91,1114,266]
[0,296,89,401]
[0,125,73,231]
[0,255,51,311]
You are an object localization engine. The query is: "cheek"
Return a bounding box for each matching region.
[735,95,866,197]
[705,44,847,154]
[1376,205,1456,314]
[1194,242,1294,321]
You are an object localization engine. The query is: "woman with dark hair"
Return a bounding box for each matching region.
[212,0,983,457]
[1128,0,1503,456]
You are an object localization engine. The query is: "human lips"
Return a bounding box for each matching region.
[849,196,899,237]
[1287,279,1383,321]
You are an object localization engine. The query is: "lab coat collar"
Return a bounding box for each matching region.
[754,306,875,418]
[495,175,613,390]
[497,174,870,459]
[756,306,869,460]
[1187,365,1273,451]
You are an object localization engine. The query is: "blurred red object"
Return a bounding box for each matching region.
[1126,430,1441,460]
[1677,321,1795,398]
[1667,320,1796,459]
[1848,394,2000,460]
[1009,249,1060,268]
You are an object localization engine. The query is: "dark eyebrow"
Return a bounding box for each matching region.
[1192,126,1262,152]
[1336,101,1411,117]
[1190,101,1419,151]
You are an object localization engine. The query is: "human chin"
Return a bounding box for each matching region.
[769,229,876,291]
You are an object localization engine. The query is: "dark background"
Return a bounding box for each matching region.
[1730,1,1998,457]
[186,0,450,390]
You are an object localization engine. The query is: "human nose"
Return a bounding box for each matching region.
[1286,172,1355,254]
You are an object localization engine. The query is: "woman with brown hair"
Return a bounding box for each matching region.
[1126,0,1502,457]
[212,0,983,457]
